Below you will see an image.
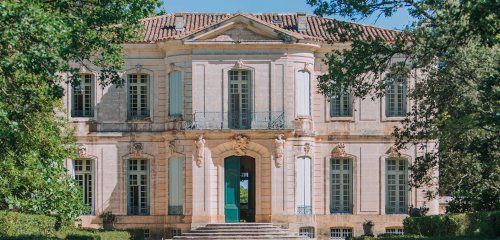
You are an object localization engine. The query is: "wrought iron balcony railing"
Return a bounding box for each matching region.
[184,111,290,130]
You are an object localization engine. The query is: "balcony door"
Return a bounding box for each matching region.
[229,70,251,129]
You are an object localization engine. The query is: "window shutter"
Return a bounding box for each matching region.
[168,157,183,215]
[296,71,310,117]
[169,71,183,117]
[296,156,312,214]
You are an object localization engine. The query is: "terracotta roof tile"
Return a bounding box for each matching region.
[140,13,399,43]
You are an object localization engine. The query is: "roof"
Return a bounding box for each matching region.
[141,13,399,43]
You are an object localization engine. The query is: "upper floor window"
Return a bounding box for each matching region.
[73,159,93,214]
[385,77,407,117]
[72,74,94,117]
[127,159,150,215]
[229,70,251,129]
[296,70,311,117]
[128,74,150,118]
[168,71,183,117]
[330,91,352,117]
[386,158,408,214]
[330,158,353,214]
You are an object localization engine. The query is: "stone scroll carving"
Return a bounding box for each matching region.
[130,142,144,157]
[274,134,286,168]
[194,135,205,167]
[331,143,347,158]
[232,134,249,156]
[387,145,401,158]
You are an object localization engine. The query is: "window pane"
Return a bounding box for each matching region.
[128,74,149,118]
[330,91,352,117]
[128,159,149,215]
[386,77,407,117]
[72,74,93,117]
[73,159,93,214]
[330,158,353,213]
[386,159,408,214]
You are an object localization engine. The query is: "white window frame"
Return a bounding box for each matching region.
[299,227,315,238]
[386,228,404,235]
[330,228,353,239]
[385,158,409,214]
[73,159,94,214]
[71,74,95,118]
[127,73,150,119]
[330,157,353,214]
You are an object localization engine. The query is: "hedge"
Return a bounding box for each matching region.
[0,211,130,240]
[403,211,500,238]
[0,211,57,237]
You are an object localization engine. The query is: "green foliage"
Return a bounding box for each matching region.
[0,0,161,222]
[307,0,500,212]
[0,211,56,236]
[240,185,249,204]
[403,211,500,237]
[0,211,129,239]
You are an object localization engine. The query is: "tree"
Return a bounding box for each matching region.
[307,0,499,212]
[0,0,161,222]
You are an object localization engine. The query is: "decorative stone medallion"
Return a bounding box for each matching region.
[232,134,249,156]
[130,142,144,157]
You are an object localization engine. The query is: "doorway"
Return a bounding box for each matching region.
[224,156,255,222]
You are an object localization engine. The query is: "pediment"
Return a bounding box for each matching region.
[182,14,303,43]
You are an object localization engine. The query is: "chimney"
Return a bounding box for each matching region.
[297,12,307,32]
[174,13,184,30]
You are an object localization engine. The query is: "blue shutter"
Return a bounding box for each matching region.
[168,157,183,215]
[169,71,183,117]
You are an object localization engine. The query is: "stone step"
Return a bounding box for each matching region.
[174,223,303,239]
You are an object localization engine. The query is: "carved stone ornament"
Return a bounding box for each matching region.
[135,64,143,73]
[232,134,249,156]
[387,145,401,158]
[130,142,144,157]
[303,62,313,73]
[194,135,205,167]
[77,144,87,158]
[303,142,311,156]
[331,143,347,158]
[234,59,244,69]
[274,134,286,168]
[168,140,177,154]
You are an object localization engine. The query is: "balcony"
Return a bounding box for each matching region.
[184,111,290,130]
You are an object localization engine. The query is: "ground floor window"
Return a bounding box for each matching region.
[386,158,408,214]
[296,156,312,215]
[167,228,182,239]
[127,159,149,215]
[330,228,353,239]
[330,158,353,214]
[386,228,404,235]
[299,227,315,238]
[168,157,183,215]
[73,159,93,214]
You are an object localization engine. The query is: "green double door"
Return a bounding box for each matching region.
[224,156,240,222]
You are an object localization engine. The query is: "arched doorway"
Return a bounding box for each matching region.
[224,156,255,222]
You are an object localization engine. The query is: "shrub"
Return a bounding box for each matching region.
[60,229,131,240]
[403,211,500,238]
[0,211,57,237]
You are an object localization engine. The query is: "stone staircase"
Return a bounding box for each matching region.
[173,223,304,239]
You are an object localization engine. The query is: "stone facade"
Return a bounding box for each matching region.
[63,13,438,239]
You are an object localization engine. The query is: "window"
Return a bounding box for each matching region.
[72,74,94,117]
[73,159,93,214]
[128,159,149,215]
[385,77,407,117]
[167,228,182,239]
[299,227,315,238]
[386,158,408,214]
[168,71,183,117]
[330,228,352,239]
[168,157,183,215]
[330,158,353,214]
[228,70,251,129]
[296,70,311,117]
[296,156,312,215]
[386,228,404,235]
[330,91,352,117]
[128,74,149,118]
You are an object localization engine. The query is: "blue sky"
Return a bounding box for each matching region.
[161,0,413,30]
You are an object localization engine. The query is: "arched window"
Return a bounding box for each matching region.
[296,70,311,117]
[168,71,183,117]
[386,158,408,214]
[330,158,353,213]
[168,157,183,215]
[72,74,94,117]
[296,156,312,214]
[385,77,407,117]
[128,73,150,118]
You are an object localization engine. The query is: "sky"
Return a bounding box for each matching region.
[161,0,414,30]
